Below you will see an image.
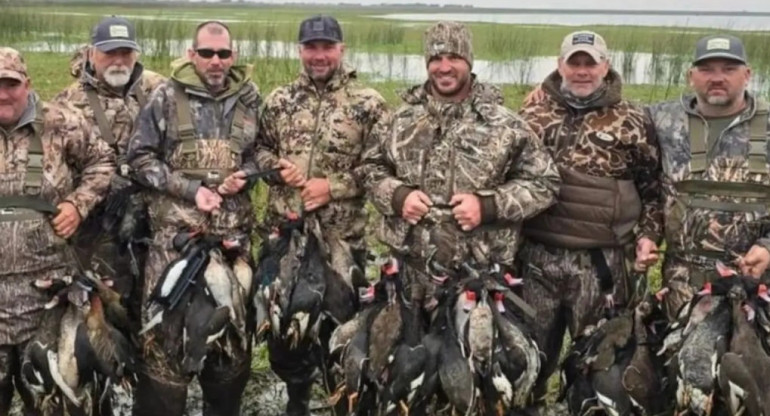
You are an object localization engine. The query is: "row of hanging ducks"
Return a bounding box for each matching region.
[561,262,770,416]
[23,270,137,416]
[251,213,542,416]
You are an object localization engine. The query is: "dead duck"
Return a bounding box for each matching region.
[75,292,136,387]
[378,273,427,415]
[675,270,738,416]
[181,279,231,375]
[252,215,304,342]
[717,281,770,416]
[283,230,327,349]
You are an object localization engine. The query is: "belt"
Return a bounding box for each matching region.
[0,207,47,222]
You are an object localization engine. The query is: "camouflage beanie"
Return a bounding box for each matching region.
[423,21,474,68]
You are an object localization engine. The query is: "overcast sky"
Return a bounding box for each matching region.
[247,0,770,12]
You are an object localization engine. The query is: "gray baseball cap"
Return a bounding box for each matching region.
[693,34,746,65]
[91,16,139,52]
[298,15,343,44]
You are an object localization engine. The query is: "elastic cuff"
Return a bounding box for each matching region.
[183,179,202,202]
[392,185,414,217]
[478,193,497,224]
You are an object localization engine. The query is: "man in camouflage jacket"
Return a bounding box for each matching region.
[517,31,663,407]
[0,47,114,415]
[254,15,388,416]
[127,21,260,416]
[54,16,166,326]
[647,34,770,318]
[356,21,559,331]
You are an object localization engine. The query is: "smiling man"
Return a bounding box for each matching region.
[127,20,261,416]
[54,16,166,340]
[517,30,663,413]
[0,47,114,415]
[254,14,387,416]
[647,34,770,318]
[357,23,558,413]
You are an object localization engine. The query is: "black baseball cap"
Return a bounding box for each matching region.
[91,16,139,52]
[298,15,343,44]
[693,34,747,65]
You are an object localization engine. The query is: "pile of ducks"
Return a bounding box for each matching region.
[327,259,541,416]
[560,262,770,416]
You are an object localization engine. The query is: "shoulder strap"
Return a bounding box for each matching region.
[85,87,117,146]
[688,113,707,175]
[133,83,147,109]
[748,99,770,174]
[25,103,45,193]
[229,97,248,156]
[173,82,197,156]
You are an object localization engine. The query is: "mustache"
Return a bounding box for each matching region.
[105,65,130,75]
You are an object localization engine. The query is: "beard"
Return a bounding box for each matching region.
[304,62,336,84]
[103,65,131,88]
[705,94,732,106]
[430,72,469,99]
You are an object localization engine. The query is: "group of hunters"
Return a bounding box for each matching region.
[0,9,768,416]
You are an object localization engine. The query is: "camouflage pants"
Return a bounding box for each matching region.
[134,228,251,416]
[518,241,636,400]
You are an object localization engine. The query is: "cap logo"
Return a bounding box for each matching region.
[572,33,595,45]
[706,38,730,51]
[312,21,324,32]
[109,25,129,38]
[432,42,446,53]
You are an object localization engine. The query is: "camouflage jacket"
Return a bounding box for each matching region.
[356,80,560,268]
[0,94,113,345]
[127,60,260,234]
[55,46,166,159]
[255,65,387,242]
[647,93,770,260]
[519,69,663,243]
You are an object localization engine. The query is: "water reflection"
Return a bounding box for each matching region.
[17,38,768,92]
[372,12,770,32]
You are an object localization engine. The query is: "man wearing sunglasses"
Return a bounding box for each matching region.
[53,16,166,339]
[254,14,387,416]
[127,20,261,416]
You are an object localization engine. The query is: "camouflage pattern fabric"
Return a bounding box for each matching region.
[647,93,770,317]
[126,59,258,387]
[255,64,387,284]
[423,21,474,67]
[54,46,167,321]
[56,45,166,156]
[519,241,637,399]
[0,94,114,345]
[356,79,559,303]
[519,69,663,241]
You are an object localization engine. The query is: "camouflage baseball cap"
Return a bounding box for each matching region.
[0,47,28,82]
[560,30,608,63]
[423,21,474,68]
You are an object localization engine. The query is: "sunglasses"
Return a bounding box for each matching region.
[195,49,233,59]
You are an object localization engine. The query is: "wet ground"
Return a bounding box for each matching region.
[8,368,331,416]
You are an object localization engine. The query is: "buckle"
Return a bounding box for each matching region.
[0,208,16,215]
[120,164,131,177]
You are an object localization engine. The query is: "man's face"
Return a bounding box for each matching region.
[299,40,344,84]
[188,30,236,91]
[90,47,137,88]
[557,52,610,97]
[427,53,472,99]
[688,58,750,107]
[0,78,30,129]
